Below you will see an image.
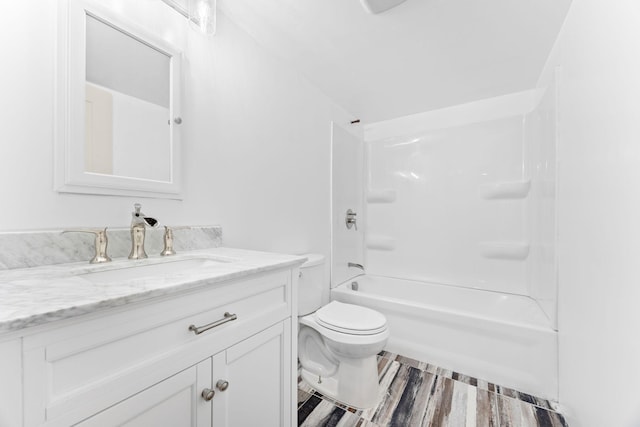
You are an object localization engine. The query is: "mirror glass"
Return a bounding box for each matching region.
[56,0,182,199]
[85,15,171,182]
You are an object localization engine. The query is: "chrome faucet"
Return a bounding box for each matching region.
[348,262,365,271]
[128,203,159,260]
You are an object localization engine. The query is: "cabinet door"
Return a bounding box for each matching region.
[212,321,292,427]
[75,360,211,427]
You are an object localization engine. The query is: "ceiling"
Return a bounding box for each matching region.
[218,0,572,123]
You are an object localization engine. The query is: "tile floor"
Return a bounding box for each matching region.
[298,351,567,427]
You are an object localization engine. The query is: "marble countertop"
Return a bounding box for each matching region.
[0,247,306,334]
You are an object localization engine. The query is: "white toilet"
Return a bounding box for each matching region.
[297,254,389,409]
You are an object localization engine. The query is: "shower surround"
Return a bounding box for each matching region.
[331,84,559,400]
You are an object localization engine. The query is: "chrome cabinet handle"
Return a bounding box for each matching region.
[201,388,215,401]
[216,380,229,391]
[188,312,237,335]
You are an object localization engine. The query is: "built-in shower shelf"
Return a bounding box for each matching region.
[479,180,531,200]
[366,235,396,251]
[367,189,397,203]
[479,242,530,260]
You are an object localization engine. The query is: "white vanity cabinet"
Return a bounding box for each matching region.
[76,321,291,427]
[74,362,208,426]
[9,267,298,427]
[210,321,291,426]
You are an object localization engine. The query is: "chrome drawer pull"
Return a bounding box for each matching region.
[188,312,237,335]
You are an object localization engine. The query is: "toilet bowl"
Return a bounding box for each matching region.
[297,255,389,409]
[299,301,389,408]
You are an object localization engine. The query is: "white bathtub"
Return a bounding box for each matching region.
[331,275,558,400]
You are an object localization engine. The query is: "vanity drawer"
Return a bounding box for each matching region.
[22,269,292,427]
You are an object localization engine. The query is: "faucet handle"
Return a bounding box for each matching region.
[62,228,112,264]
[161,226,191,256]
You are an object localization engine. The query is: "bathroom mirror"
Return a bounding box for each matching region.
[55,0,183,198]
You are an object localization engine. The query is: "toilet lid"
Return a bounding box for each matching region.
[315,301,387,335]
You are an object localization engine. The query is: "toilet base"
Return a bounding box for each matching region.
[300,354,380,409]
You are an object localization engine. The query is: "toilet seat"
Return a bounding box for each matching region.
[315,301,387,335]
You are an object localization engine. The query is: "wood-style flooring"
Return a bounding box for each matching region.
[297,351,567,427]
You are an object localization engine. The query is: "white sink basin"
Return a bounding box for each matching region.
[78,257,232,284]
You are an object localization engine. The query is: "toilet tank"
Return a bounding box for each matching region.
[298,254,326,316]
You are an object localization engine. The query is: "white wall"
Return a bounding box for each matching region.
[537,1,640,425]
[0,1,354,265]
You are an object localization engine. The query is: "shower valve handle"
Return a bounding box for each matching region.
[346,209,358,230]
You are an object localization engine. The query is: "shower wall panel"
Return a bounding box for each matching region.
[366,115,529,294]
[525,74,559,326]
[331,122,365,288]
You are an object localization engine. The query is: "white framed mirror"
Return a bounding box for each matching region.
[55,0,183,199]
